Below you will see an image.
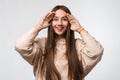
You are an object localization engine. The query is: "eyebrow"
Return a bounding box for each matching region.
[53,16,67,18]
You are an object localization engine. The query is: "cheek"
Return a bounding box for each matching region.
[51,21,56,27]
[63,22,69,31]
[51,21,69,27]
[63,21,69,27]
[62,21,68,26]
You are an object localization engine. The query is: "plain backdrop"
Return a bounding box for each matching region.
[0,0,120,80]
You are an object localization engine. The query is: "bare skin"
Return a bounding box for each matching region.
[35,12,55,31]
[34,9,84,35]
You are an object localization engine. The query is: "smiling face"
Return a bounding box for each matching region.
[51,9,69,37]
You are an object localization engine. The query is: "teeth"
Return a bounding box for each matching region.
[56,27,63,31]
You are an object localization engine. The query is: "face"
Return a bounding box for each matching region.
[52,9,69,36]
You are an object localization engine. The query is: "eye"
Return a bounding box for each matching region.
[52,17,58,21]
[63,18,68,21]
[62,17,68,21]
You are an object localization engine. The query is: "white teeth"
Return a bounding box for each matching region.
[56,27,63,31]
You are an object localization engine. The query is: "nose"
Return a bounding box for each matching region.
[58,19,62,25]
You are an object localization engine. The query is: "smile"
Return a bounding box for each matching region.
[55,26,64,31]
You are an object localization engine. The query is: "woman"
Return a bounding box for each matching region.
[15,5,104,80]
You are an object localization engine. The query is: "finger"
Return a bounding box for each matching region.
[66,14,75,23]
[43,12,52,20]
[66,14,76,24]
[66,13,71,21]
[44,12,50,18]
[42,12,50,21]
[46,12,55,21]
[49,12,55,21]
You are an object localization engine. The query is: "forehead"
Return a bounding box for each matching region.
[54,9,66,17]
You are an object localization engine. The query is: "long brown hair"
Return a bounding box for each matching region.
[41,5,84,80]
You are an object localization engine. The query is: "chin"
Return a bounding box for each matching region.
[55,31,66,37]
[56,33,63,36]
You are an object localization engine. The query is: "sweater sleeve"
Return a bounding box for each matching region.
[75,30,104,77]
[15,27,45,65]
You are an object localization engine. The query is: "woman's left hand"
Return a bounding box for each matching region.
[67,14,83,32]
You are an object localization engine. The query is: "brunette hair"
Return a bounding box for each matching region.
[41,5,84,80]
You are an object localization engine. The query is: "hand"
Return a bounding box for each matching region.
[36,12,55,30]
[67,14,83,32]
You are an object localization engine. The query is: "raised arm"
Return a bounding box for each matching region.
[76,30,104,76]
[15,12,55,65]
[67,14,104,76]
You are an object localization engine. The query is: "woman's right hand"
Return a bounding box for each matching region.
[36,12,55,31]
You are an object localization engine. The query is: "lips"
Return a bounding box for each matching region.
[55,26,64,31]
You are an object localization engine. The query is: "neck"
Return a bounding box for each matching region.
[55,35,65,41]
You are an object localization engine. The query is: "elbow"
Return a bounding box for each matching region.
[97,45,104,56]
[15,42,22,52]
[96,47,104,62]
[15,41,33,53]
[15,40,25,52]
[87,46,104,59]
[93,45,104,60]
[91,47,104,62]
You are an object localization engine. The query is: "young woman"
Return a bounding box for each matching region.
[15,5,104,80]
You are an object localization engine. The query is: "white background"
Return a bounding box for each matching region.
[0,0,120,80]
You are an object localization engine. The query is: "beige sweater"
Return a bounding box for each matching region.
[15,27,104,80]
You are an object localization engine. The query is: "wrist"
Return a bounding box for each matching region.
[35,24,43,32]
[78,28,84,34]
